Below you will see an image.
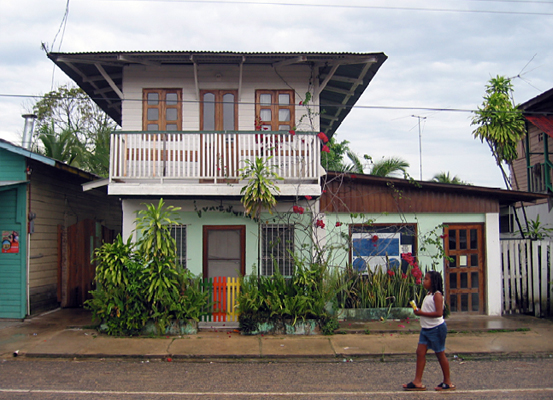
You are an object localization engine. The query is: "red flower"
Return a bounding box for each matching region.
[440,234,448,239]
[411,267,423,279]
[293,205,304,214]
[322,189,327,193]
[317,132,329,143]
[371,235,379,242]
[299,101,303,105]
[416,278,422,285]
[387,270,395,276]
[322,145,330,153]
[335,222,342,227]
[316,219,325,229]
[350,174,357,179]
[401,273,407,279]
[305,195,312,200]
[289,130,296,136]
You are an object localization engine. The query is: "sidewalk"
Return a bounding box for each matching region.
[1,308,552,361]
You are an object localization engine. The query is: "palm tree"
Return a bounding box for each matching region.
[35,124,85,167]
[369,156,410,178]
[431,172,471,185]
[83,126,111,177]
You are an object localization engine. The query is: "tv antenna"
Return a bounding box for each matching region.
[411,115,427,180]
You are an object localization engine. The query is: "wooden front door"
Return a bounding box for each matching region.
[444,223,485,314]
[203,226,245,279]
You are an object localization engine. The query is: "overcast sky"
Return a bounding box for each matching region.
[1,0,552,187]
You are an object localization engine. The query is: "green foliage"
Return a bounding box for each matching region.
[85,235,149,336]
[516,215,553,240]
[239,157,283,219]
[369,156,410,178]
[32,84,116,176]
[431,171,471,185]
[85,200,209,336]
[472,76,525,165]
[36,123,85,167]
[331,265,427,309]
[321,136,353,172]
[237,263,336,334]
[419,224,453,270]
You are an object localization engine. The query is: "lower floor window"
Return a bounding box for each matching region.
[170,224,187,269]
[350,224,417,273]
[261,224,294,276]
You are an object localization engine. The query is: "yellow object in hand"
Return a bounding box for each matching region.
[409,300,418,310]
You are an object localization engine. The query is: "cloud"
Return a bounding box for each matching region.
[1,0,552,188]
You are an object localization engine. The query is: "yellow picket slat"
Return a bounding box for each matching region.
[226,277,241,322]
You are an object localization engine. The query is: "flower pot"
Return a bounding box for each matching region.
[141,319,198,336]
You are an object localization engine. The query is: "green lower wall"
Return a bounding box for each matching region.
[122,199,487,277]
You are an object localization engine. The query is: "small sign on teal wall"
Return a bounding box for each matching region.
[2,230,20,253]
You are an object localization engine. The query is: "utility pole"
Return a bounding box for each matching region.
[412,115,426,180]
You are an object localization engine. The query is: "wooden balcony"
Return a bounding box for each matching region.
[108,131,323,196]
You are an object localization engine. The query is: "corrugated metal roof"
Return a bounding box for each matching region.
[47,50,387,137]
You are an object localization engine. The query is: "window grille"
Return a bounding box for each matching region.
[261,224,294,276]
[170,224,187,269]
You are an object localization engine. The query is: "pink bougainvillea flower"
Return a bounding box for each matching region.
[440,234,448,239]
[289,130,296,136]
[401,273,407,279]
[335,222,342,227]
[416,278,422,285]
[387,269,395,276]
[305,195,312,200]
[398,324,405,328]
[317,132,329,143]
[315,219,325,229]
[371,235,379,242]
[299,101,303,105]
[321,144,330,153]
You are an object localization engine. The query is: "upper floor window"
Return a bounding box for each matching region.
[255,90,295,131]
[143,89,182,131]
[200,90,238,131]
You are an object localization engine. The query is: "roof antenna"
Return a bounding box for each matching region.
[411,115,427,180]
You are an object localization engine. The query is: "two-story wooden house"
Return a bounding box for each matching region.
[47,50,387,280]
[510,87,553,229]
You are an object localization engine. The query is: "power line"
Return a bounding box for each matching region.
[2,92,552,115]
[104,0,553,16]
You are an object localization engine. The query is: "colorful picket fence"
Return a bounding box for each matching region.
[200,277,241,322]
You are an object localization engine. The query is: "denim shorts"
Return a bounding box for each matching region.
[419,322,447,352]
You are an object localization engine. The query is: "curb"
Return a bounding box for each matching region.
[19,351,553,362]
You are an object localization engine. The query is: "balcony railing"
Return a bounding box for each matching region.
[528,161,553,193]
[109,131,321,184]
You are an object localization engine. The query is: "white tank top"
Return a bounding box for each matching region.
[419,292,444,329]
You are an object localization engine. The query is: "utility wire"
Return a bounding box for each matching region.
[49,0,71,91]
[104,0,553,16]
[2,92,551,115]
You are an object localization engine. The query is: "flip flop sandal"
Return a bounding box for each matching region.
[435,382,456,391]
[403,382,427,391]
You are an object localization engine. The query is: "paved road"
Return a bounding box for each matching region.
[1,357,552,399]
